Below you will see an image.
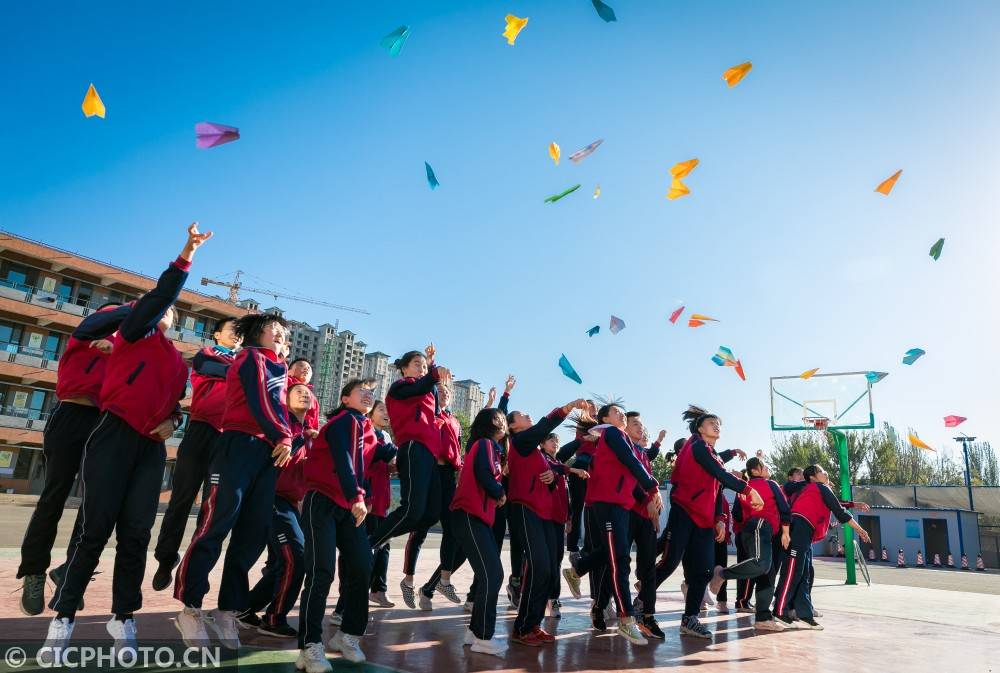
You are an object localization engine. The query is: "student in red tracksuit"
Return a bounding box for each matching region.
[152,317,241,591]
[18,301,123,616]
[506,397,589,646]
[730,468,753,613]
[542,433,586,619]
[365,400,397,607]
[709,458,790,630]
[174,311,293,650]
[774,464,870,629]
[367,347,452,603]
[296,379,378,671]
[624,413,667,639]
[241,382,313,637]
[406,382,463,609]
[43,224,212,663]
[451,407,509,656]
[651,406,763,641]
[287,358,321,435]
[562,404,662,645]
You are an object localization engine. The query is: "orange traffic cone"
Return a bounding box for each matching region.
[933,553,942,567]
[961,554,970,570]
[896,548,906,567]
[947,553,955,568]
[916,550,925,567]
[976,554,986,571]
[868,547,876,561]
[881,546,889,563]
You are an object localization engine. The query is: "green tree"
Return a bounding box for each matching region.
[453,411,471,450]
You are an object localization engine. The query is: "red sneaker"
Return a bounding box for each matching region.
[511,630,545,647]
[533,627,555,643]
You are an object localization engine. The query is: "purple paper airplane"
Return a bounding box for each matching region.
[196,121,240,149]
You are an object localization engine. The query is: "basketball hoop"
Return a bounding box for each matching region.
[803,416,830,431]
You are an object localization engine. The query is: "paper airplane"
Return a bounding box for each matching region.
[587,325,600,337]
[669,306,684,324]
[609,315,625,334]
[876,169,902,196]
[865,371,889,384]
[195,122,240,149]
[559,354,582,384]
[902,348,925,365]
[908,433,935,452]
[81,83,106,118]
[944,415,967,428]
[569,139,604,164]
[380,25,411,57]
[799,368,820,380]
[723,62,752,87]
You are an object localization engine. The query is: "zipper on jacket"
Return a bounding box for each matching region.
[691,487,706,500]
[126,362,146,384]
[84,355,100,374]
[529,475,536,493]
[616,475,625,493]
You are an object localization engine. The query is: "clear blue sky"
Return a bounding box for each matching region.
[2,1,998,465]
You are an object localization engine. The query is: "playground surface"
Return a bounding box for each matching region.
[0,504,997,672]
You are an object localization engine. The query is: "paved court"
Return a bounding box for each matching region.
[1,503,998,672]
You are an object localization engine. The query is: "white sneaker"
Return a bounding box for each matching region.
[369,591,395,608]
[463,629,476,646]
[296,643,333,673]
[812,608,823,618]
[549,599,561,618]
[703,588,715,606]
[470,637,506,656]
[463,600,474,613]
[418,591,432,611]
[604,602,617,622]
[175,608,211,649]
[330,630,366,663]
[617,616,648,645]
[206,609,241,650]
[438,581,463,604]
[106,617,138,664]
[40,617,75,666]
[754,618,785,632]
[329,611,343,627]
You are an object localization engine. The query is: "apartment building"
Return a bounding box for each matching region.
[0,231,245,497]
[451,379,484,421]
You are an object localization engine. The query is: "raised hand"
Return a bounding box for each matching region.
[505,375,517,393]
[424,342,436,361]
[181,222,213,261]
[656,429,667,444]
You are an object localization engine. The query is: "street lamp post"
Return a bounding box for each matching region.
[953,434,976,512]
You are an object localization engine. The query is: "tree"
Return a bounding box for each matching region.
[453,411,471,450]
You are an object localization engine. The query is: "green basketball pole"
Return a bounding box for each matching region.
[830,429,857,586]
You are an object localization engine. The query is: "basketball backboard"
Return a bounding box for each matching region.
[770,371,875,431]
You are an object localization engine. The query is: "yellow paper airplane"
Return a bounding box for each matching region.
[670,158,699,179]
[875,169,902,195]
[502,14,528,45]
[593,185,601,199]
[81,83,106,118]
[723,62,752,87]
[799,368,820,379]
[908,433,935,452]
[549,142,560,165]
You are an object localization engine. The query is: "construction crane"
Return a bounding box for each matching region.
[200,270,371,315]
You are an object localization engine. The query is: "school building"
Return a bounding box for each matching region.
[0,230,245,499]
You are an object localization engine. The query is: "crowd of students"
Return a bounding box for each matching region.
[16,223,872,671]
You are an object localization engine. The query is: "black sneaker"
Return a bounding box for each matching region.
[775,614,796,628]
[591,606,608,633]
[20,574,45,616]
[235,610,261,629]
[799,617,823,631]
[638,616,665,640]
[506,583,521,611]
[257,619,298,638]
[679,615,712,640]
[48,565,84,610]
[151,558,179,592]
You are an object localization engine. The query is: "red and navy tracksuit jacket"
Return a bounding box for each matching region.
[791,482,854,542]
[669,435,753,528]
[276,416,310,504]
[222,346,292,447]
[630,441,661,519]
[736,478,791,534]
[96,258,192,437]
[189,345,236,431]
[288,375,320,432]
[507,407,570,520]
[56,304,130,404]
[386,367,442,458]
[303,409,378,510]
[546,455,570,524]
[585,426,657,508]
[451,438,505,526]
[438,410,462,470]
[366,429,398,518]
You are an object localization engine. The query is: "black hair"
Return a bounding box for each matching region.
[625,411,641,419]
[544,432,559,443]
[212,316,236,336]
[288,357,311,368]
[803,464,823,482]
[233,313,288,347]
[326,378,375,418]
[468,407,507,447]
[572,403,622,435]
[367,399,385,420]
[746,457,765,476]
[95,301,123,312]
[787,467,804,478]
[394,350,425,373]
[683,404,720,435]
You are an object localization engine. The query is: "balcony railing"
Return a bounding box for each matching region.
[1,343,60,371]
[0,406,49,431]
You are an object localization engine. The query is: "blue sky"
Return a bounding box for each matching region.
[1,1,998,466]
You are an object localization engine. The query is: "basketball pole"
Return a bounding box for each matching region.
[830,428,857,586]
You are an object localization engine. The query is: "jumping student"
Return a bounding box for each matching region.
[451,408,509,656]
[505,397,589,646]
[366,399,398,607]
[730,470,753,614]
[240,382,313,637]
[18,301,123,615]
[565,400,598,561]
[152,317,241,591]
[774,464,870,629]
[541,432,586,619]
[624,414,667,639]
[649,406,763,640]
[707,457,790,630]
[562,404,662,645]
[712,493,734,613]
[43,223,212,663]
[404,381,463,609]
[174,311,293,650]
[287,358,320,434]
[296,379,377,672]
[367,346,452,608]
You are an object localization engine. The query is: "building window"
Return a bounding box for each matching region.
[0,321,22,354]
[905,519,921,538]
[0,261,35,290]
[43,333,64,361]
[57,279,74,303]
[75,283,94,307]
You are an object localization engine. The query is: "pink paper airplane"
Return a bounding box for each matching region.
[196,121,240,149]
[669,306,684,324]
[944,415,967,428]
